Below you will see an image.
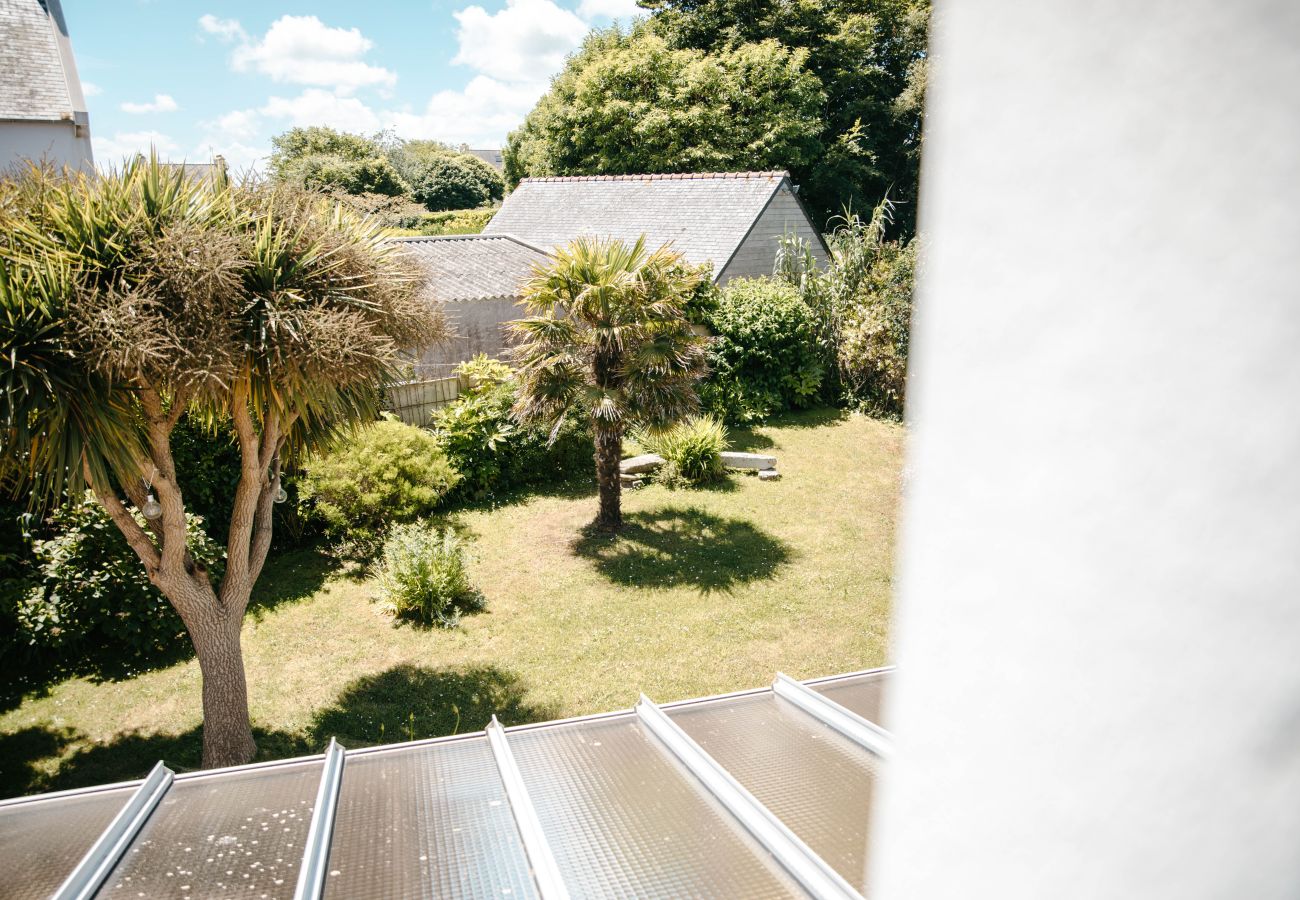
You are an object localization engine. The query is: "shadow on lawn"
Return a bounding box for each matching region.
[573,506,792,592]
[0,664,555,800]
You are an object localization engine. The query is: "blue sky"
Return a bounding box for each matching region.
[62,0,644,172]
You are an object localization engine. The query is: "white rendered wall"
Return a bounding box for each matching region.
[873,2,1300,898]
[0,120,92,172]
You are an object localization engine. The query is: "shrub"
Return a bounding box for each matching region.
[19,493,224,670]
[837,240,916,418]
[394,207,497,236]
[300,418,459,553]
[431,372,592,502]
[375,522,484,628]
[637,415,729,485]
[702,277,824,423]
[0,491,37,668]
[406,155,505,212]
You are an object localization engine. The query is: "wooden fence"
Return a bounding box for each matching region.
[385,375,463,426]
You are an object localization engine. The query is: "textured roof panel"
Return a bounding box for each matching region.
[394,234,550,303]
[483,171,788,271]
[0,0,76,121]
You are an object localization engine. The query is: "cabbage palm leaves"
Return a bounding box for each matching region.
[0,157,444,767]
[511,236,707,529]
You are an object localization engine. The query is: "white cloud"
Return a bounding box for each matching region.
[259,89,381,134]
[204,108,261,142]
[390,75,547,147]
[92,131,181,167]
[452,0,588,84]
[220,15,396,96]
[120,94,179,114]
[198,14,246,43]
[81,81,103,97]
[576,0,645,20]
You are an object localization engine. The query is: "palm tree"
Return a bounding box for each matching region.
[0,157,444,767]
[511,237,708,529]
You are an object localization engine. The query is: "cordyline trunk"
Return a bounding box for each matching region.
[592,343,623,530]
[90,383,288,769]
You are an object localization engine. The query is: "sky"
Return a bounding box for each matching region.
[61,0,645,173]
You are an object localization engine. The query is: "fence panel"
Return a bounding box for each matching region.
[386,376,462,426]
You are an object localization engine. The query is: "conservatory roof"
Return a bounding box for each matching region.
[0,668,891,900]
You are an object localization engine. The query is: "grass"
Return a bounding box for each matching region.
[0,409,902,798]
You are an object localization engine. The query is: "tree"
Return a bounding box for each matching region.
[507,1,929,235]
[269,126,409,197]
[505,29,824,191]
[0,158,444,767]
[510,237,707,529]
[399,150,504,212]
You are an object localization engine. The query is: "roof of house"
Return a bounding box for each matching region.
[0,0,88,123]
[0,668,890,899]
[393,233,551,304]
[483,171,808,274]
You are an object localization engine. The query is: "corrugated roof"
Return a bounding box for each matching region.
[0,668,891,899]
[483,171,792,273]
[394,234,551,303]
[0,0,84,122]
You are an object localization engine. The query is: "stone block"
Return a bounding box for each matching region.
[758,469,782,481]
[620,453,665,474]
[721,451,777,471]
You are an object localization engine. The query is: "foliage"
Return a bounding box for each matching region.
[301,418,459,554]
[636,415,729,485]
[269,127,408,197]
[392,207,497,237]
[510,236,709,528]
[639,0,930,234]
[431,364,591,501]
[398,149,504,212]
[702,277,823,423]
[505,29,824,191]
[316,188,430,230]
[19,493,224,669]
[375,522,485,628]
[0,487,36,666]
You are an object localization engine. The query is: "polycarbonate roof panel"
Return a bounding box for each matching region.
[507,714,808,899]
[323,737,537,900]
[669,692,882,893]
[97,759,322,899]
[0,786,134,900]
[812,671,891,727]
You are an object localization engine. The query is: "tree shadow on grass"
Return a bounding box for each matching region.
[572,506,793,593]
[0,664,555,800]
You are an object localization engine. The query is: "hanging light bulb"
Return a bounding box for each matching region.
[275,485,288,504]
[141,493,162,519]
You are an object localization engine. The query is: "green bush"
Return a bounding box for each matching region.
[431,372,592,502]
[636,415,729,485]
[394,207,497,236]
[19,493,224,671]
[407,155,504,212]
[376,522,485,628]
[702,277,824,423]
[0,491,37,667]
[300,418,459,553]
[838,241,916,418]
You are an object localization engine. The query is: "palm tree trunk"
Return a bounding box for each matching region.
[594,424,623,529]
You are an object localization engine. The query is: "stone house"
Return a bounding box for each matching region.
[0,0,93,172]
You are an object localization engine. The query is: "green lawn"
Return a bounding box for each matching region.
[0,409,902,799]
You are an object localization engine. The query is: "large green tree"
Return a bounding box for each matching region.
[0,159,444,767]
[510,237,707,529]
[506,1,929,235]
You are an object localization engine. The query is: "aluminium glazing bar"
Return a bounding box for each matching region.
[51,760,174,900]
[773,672,895,759]
[485,716,571,900]
[635,695,864,900]
[293,737,347,900]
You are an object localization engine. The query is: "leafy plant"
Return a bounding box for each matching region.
[20,493,224,671]
[702,277,823,423]
[375,522,485,628]
[301,418,460,555]
[455,353,514,390]
[637,415,729,485]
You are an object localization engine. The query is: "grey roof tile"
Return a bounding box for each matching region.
[483,171,790,273]
[0,0,80,121]
[393,234,551,303]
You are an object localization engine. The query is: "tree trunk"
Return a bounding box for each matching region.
[594,424,623,530]
[171,578,257,768]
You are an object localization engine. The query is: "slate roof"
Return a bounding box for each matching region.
[483,171,797,273]
[0,0,86,122]
[0,668,892,900]
[393,234,551,303]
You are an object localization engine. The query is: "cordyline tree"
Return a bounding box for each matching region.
[510,236,707,529]
[0,158,444,767]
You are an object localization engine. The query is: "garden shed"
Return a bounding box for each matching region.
[483,171,830,285]
[395,233,551,376]
[0,668,890,899]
